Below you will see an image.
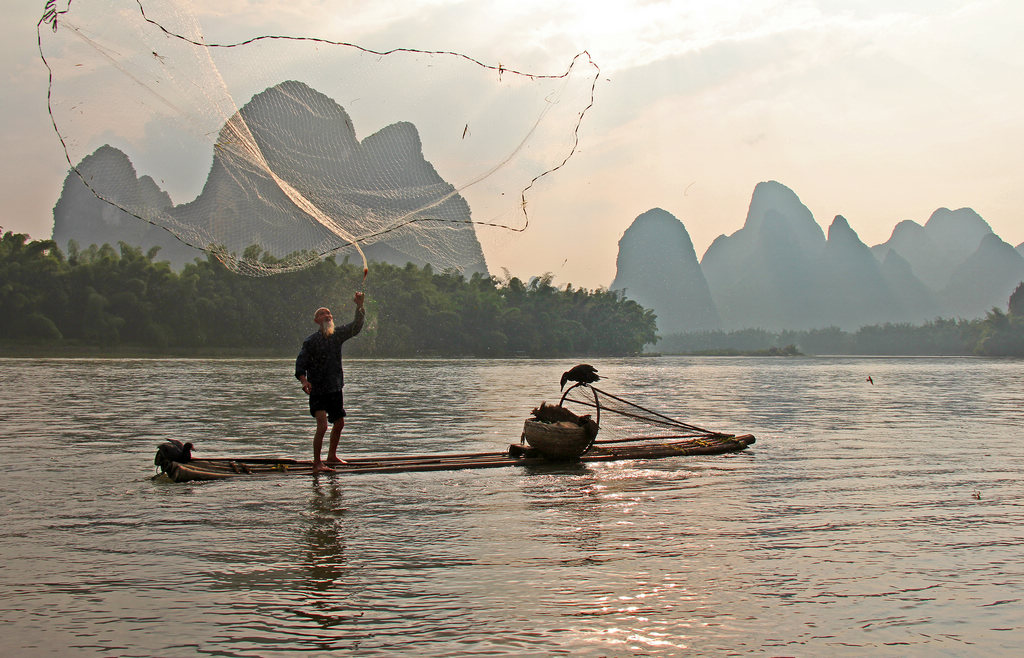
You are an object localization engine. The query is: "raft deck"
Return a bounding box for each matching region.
[157,434,755,483]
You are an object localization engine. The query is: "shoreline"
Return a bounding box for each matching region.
[0,342,998,359]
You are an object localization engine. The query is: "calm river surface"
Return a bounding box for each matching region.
[1,356,1022,655]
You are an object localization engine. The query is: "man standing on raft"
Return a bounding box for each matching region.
[295,292,365,473]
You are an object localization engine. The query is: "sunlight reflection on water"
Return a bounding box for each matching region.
[0,356,1021,655]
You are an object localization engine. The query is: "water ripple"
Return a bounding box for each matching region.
[1,356,1022,654]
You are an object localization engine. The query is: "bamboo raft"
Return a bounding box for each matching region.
[155,434,755,483]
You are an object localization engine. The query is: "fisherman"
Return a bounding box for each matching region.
[295,292,365,473]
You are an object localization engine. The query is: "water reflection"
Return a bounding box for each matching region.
[303,477,348,592]
[518,466,606,557]
[1,357,1022,656]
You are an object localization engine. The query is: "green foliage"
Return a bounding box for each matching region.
[0,232,656,357]
[974,285,1024,356]
[656,328,790,354]
[0,231,66,340]
[685,344,801,356]
[1008,282,1024,317]
[657,284,1024,357]
[850,320,975,355]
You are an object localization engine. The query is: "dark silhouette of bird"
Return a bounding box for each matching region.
[561,364,600,390]
[171,439,193,461]
[155,439,194,467]
[867,376,874,385]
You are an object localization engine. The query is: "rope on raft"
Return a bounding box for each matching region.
[559,382,718,439]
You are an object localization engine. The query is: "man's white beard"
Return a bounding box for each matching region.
[320,320,335,337]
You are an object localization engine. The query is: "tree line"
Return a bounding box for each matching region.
[0,231,657,357]
[5,230,1021,358]
[657,284,1024,357]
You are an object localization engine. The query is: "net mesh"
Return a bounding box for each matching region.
[559,383,725,444]
[38,0,598,276]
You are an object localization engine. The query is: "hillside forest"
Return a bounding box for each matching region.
[2,231,1022,357]
[0,232,656,357]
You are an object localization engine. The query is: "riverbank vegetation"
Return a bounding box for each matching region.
[3,231,1021,357]
[0,231,656,357]
[658,283,1024,357]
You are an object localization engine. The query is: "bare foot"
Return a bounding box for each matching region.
[326,456,348,465]
[312,461,336,473]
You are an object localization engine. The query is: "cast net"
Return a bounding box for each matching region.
[559,382,726,444]
[37,0,598,276]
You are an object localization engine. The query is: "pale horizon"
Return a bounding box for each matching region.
[4,0,1022,289]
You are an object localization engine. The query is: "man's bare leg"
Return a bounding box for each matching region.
[326,417,347,464]
[312,410,335,473]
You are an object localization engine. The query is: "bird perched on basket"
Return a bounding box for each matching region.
[560,363,600,390]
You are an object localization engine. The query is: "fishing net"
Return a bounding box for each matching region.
[559,382,725,445]
[37,0,598,276]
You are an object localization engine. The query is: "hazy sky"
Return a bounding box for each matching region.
[4,0,1022,289]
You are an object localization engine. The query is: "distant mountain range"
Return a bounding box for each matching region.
[53,80,488,275]
[51,87,1023,333]
[612,181,1024,333]
[610,209,720,332]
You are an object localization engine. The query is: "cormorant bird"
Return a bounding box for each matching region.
[155,439,194,467]
[560,364,600,390]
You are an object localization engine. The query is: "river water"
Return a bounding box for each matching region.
[0,356,1021,655]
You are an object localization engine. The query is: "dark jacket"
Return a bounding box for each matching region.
[295,307,365,394]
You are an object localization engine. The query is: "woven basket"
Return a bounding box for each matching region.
[522,419,598,459]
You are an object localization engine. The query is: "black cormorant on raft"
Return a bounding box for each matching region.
[153,364,755,483]
[155,439,193,468]
[560,363,599,390]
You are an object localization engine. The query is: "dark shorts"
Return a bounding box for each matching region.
[309,391,346,423]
